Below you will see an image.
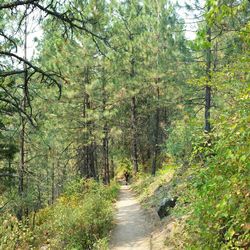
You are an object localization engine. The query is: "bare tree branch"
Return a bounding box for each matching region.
[0,0,109,42]
[0,96,36,127]
[0,51,62,98]
[0,70,26,77]
[0,0,38,10]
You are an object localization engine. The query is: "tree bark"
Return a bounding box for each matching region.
[103,123,110,184]
[17,12,28,220]
[152,85,160,176]
[205,4,212,133]
[131,96,139,174]
[102,78,110,184]
[152,4,161,176]
[110,157,115,179]
[78,66,97,179]
[51,150,55,204]
[88,142,96,179]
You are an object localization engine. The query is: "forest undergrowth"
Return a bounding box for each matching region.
[132,96,249,249]
[0,0,249,249]
[0,180,119,250]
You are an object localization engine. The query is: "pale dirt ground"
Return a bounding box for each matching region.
[109,185,171,250]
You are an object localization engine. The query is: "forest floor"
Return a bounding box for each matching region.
[109,185,169,250]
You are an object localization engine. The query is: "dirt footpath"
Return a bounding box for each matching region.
[110,185,152,250]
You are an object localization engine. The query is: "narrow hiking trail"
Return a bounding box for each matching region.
[110,185,152,250]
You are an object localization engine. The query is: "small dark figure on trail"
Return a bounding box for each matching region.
[124,171,130,185]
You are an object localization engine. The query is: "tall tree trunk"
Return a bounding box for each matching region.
[79,66,97,179]
[94,141,98,179]
[131,96,139,174]
[36,183,42,210]
[102,78,110,184]
[51,162,55,204]
[110,157,115,179]
[129,37,139,174]
[46,152,50,205]
[151,4,161,176]
[205,4,212,133]
[89,142,96,179]
[17,117,25,220]
[106,134,109,183]
[103,123,110,184]
[8,158,12,185]
[152,85,160,176]
[17,12,28,220]
[145,114,151,166]
[51,149,55,204]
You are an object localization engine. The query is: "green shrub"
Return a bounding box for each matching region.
[34,179,119,249]
[0,179,119,250]
[184,82,250,248]
[0,213,35,250]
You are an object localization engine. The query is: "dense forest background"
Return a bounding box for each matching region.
[0,0,249,249]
